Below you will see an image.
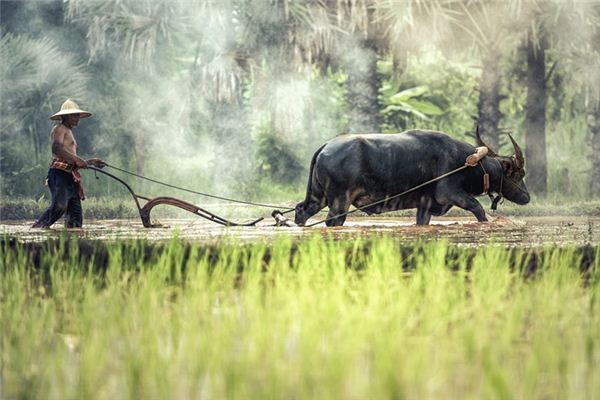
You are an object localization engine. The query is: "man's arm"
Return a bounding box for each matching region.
[51,125,88,168]
[85,157,106,168]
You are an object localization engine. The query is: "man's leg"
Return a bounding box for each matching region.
[32,170,70,228]
[65,196,83,228]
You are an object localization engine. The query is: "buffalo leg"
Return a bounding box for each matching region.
[295,185,327,226]
[303,200,326,222]
[416,207,432,225]
[443,192,487,222]
[430,204,452,216]
[326,194,350,226]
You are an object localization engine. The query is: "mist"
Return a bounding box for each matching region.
[1,0,599,205]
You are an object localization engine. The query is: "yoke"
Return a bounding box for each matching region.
[89,167,263,228]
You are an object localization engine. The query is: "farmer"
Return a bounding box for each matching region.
[32,99,106,228]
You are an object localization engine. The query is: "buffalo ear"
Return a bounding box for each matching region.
[499,159,514,176]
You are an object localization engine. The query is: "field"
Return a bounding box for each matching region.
[1,216,599,399]
[1,214,599,247]
[4,0,600,397]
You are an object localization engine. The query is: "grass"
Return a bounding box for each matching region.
[1,236,599,399]
[0,198,139,220]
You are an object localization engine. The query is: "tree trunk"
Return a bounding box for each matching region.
[589,103,600,198]
[344,38,382,133]
[525,28,548,195]
[477,51,503,150]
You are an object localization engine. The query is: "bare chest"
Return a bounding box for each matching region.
[63,131,77,152]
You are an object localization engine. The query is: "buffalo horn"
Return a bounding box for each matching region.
[475,125,498,157]
[508,133,525,168]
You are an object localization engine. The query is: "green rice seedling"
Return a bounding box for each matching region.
[0,235,598,399]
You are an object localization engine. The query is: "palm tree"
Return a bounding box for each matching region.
[66,0,199,174]
[66,0,191,69]
[444,0,585,196]
[66,0,339,186]
[510,0,599,195]
[523,17,549,195]
[332,0,448,133]
[442,1,521,150]
[590,99,600,198]
[237,1,335,128]
[575,40,600,198]
[0,33,89,196]
[0,35,88,162]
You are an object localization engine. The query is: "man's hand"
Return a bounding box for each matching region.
[86,158,106,168]
[75,158,89,169]
[465,146,489,167]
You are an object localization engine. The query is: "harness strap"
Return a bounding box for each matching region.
[490,194,503,211]
[478,162,490,195]
[477,159,504,212]
[488,158,505,212]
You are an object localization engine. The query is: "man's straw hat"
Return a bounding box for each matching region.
[49,99,92,121]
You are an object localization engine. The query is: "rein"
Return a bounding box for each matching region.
[93,150,516,228]
[104,163,294,213]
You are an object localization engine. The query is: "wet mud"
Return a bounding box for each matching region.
[2,215,598,247]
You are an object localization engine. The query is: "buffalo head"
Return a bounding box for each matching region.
[476,128,530,205]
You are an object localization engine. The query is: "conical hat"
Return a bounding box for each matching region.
[49,99,92,120]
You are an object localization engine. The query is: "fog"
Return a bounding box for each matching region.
[1,0,599,202]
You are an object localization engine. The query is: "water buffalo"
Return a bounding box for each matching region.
[294,129,530,226]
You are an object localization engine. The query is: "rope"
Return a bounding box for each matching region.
[304,164,469,227]
[101,156,500,227]
[102,163,295,212]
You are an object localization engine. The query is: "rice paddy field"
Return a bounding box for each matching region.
[1,215,599,400]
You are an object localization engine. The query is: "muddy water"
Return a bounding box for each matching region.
[2,215,598,247]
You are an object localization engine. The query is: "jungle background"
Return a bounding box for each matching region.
[1,0,600,217]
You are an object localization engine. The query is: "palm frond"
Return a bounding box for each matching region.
[0,33,89,163]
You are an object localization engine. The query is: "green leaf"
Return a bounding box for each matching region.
[380,80,401,97]
[403,99,445,116]
[388,85,430,103]
[382,104,429,120]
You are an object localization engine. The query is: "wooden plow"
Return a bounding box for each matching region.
[89,167,263,228]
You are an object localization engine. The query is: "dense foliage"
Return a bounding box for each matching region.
[1,0,599,203]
